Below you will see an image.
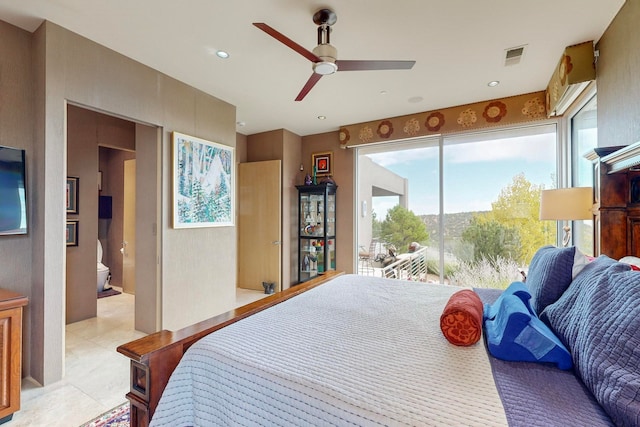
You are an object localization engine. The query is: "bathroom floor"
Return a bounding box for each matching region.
[11,286,268,427]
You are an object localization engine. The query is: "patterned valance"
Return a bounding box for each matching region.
[339,91,547,148]
[545,41,595,117]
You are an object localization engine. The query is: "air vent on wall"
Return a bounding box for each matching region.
[504,45,526,66]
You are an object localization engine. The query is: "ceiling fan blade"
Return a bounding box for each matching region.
[295,73,323,101]
[253,23,321,63]
[336,60,416,71]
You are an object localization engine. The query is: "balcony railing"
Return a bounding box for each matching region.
[381,247,428,281]
[359,246,429,282]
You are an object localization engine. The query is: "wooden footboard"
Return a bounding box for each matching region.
[117,271,343,427]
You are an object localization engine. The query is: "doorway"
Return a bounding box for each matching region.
[66,104,160,333]
[98,147,136,295]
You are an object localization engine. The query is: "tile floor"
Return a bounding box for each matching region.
[11,286,267,427]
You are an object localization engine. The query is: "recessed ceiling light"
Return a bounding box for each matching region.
[488,80,500,87]
[216,50,230,59]
[317,115,326,120]
[380,90,388,95]
[236,121,246,127]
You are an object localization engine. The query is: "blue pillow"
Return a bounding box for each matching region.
[526,245,576,316]
[484,293,572,370]
[540,256,639,426]
[483,281,534,320]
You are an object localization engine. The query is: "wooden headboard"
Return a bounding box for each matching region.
[117,271,343,427]
[588,141,640,259]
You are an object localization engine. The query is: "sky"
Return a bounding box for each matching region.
[366,132,557,217]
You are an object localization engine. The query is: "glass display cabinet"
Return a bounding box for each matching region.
[296,182,337,283]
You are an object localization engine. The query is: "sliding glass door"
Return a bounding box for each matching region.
[357,139,440,281]
[356,123,558,288]
[442,124,557,287]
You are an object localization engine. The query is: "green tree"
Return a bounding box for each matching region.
[380,205,429,251]
[462,216,521,262]
[462,173,554,264]
[489,173,554,263]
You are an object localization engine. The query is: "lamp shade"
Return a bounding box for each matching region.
[539,187,593,220]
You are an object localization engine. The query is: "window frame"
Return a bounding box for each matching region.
[558,82,597,251]
[354,119,561,279]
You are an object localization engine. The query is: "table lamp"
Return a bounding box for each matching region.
[539,187,593,247]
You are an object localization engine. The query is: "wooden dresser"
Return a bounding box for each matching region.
[587,141,640,259]
[0,289,27,424]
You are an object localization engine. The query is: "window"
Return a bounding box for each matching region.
[356,123,557,288]
[357,139,440,281]
[443,124,557,268]
[569,94,597,255]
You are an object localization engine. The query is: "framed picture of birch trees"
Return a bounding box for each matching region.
[172,132,234,228]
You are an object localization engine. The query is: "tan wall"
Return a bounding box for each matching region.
[301,132,355,274]
[236,133,247,163]
[66,106,99,323]
[282,130,303,286]
[133,123,161,333]
[0,20,33,380]
[597,0,640,148]
[247,130,285,161]
[357,156,408,252]
[29,21,237,385]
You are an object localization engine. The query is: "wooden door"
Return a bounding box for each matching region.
[123,159,136,294]
[238,160,282,291]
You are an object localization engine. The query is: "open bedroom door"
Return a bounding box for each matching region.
[237,160,282,292]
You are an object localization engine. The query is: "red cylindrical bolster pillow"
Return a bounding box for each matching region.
[440,289,483,346]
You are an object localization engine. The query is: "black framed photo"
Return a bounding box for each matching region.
[66,176,79,214]
[66,220,78,246]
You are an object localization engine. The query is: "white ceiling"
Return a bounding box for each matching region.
[0,1,625,136]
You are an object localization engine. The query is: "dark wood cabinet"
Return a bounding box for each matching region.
[296,183,337,283]
[588,142,640,259]
[0,289,27,424]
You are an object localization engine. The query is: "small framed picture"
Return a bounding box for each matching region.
[66,176,79,214]
[312,151,333,177]
[66,220,78,246]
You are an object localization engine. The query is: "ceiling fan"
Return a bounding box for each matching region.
[253,8,416,101]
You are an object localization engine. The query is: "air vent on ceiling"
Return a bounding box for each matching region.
[504,45,526,66]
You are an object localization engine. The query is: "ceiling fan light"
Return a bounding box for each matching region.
[313,61,338,75]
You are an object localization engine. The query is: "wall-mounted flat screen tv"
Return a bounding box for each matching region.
[0,145,28,235]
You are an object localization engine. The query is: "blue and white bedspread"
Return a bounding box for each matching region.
[150,274,507,426]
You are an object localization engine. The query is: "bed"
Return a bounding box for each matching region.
[148,274,506,426]
[117,248,640,426]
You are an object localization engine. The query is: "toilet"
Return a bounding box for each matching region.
[97,239,110,292]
